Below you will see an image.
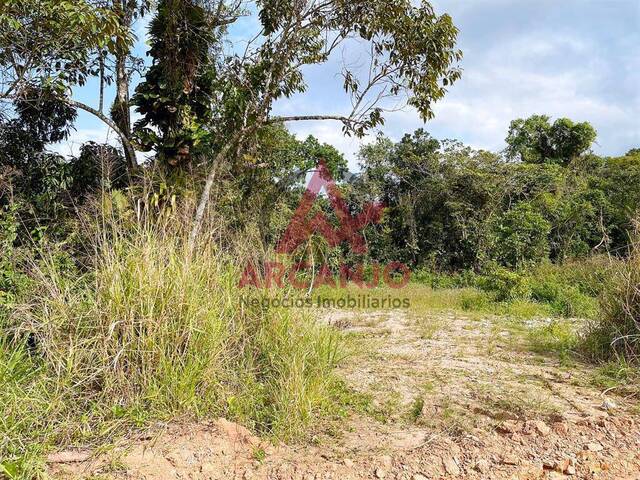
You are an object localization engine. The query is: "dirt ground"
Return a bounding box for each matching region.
[49,308,640,479]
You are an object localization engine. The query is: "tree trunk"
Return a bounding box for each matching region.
[111,0,134,170]
[113,54,131,138]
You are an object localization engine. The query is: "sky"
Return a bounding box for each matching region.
[61,0,640,171]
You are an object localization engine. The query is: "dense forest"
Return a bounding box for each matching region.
[0,0,638,478]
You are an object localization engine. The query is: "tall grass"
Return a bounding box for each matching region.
[585,245,640,363]
[0,194,344,477]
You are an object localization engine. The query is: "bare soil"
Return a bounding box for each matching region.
[49,308,640,479]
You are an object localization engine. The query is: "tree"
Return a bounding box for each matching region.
[505,115,596,165]
[107,0,150,142]
[0,0,138,170]
[213,123,348,253]
[489,202,551,268]
[132,0,225,168]
[173,0,463,245]
[356,130,504,270]
[0,87,125,240]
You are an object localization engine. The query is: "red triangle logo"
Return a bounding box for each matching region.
[276,160,384,255]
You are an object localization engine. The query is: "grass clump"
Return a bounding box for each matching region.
[584,244,640,364]
[411,259,605,320]
[0,204,345,477]
[528,320,578,364]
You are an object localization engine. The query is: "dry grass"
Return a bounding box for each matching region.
[0,194,345,478]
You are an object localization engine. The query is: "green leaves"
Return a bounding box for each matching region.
[505,115,597,165]
[132,0,218,168]
[0,0,132,93]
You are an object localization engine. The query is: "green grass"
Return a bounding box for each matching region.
[314,283,556,320]
[528,320,579,365]
[0,213,346,478]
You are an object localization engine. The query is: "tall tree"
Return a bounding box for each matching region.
[133,0,226,168]
[0,0,137,170]
[505,115,597,165]
[173,0,464,245]
[106,0,150,146]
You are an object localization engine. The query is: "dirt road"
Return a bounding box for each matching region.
[50,308,640,479]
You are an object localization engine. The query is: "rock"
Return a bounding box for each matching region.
[475,459,490,473]
[585,442,604,452]
[443,457,461,476]
[380,455,393,468]
[375,467,387,478]
[532,420,551,437]
[498,420,521,434]
[554,459,570,473]
[343,458,354,468]
[566,465,576,475]
[412,475,429,480]
[600,398,617,411]
[552,422,569,435]
[502,454,519,466]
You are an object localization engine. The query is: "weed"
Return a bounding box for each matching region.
[0,205,346,477]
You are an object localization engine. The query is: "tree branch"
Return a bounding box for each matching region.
[269,115,362,125]
[1,95,138,173]
[66,99,138,173]
[188,130,243,252]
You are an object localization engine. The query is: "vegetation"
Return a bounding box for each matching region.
[0,202,344,477]
[0,0,639,478]
[585,238,640,363]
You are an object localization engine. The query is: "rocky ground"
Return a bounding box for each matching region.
[49,308,640,479]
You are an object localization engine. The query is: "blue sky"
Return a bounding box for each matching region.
[62,0,640,170]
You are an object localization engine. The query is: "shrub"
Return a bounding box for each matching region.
[475,264,531,301]
[585,247,640,363]
[488,202,551,268]
[528,275,598,318]
[0,198,345,475]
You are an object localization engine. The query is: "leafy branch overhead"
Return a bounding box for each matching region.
[0,0,132,97]
[132,0,462,169]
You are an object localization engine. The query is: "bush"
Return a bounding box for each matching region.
[585,247,640,363]
[0,199,345,476]
[475,265,531,301]
[528,275,598,318]
[488,202,551,268]
[471,261,599,317]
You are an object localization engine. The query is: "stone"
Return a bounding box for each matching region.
[475,459,490,473]
[375,467,386,479]
[532,420,551,437]
[600,398,617,411]
[443,457,461,476]
[585,442,604,452]
[498,420,521,434]
[343,459,354,468]
[552,422,569,435]
[412,475,429,480]
[554,459,570,473]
